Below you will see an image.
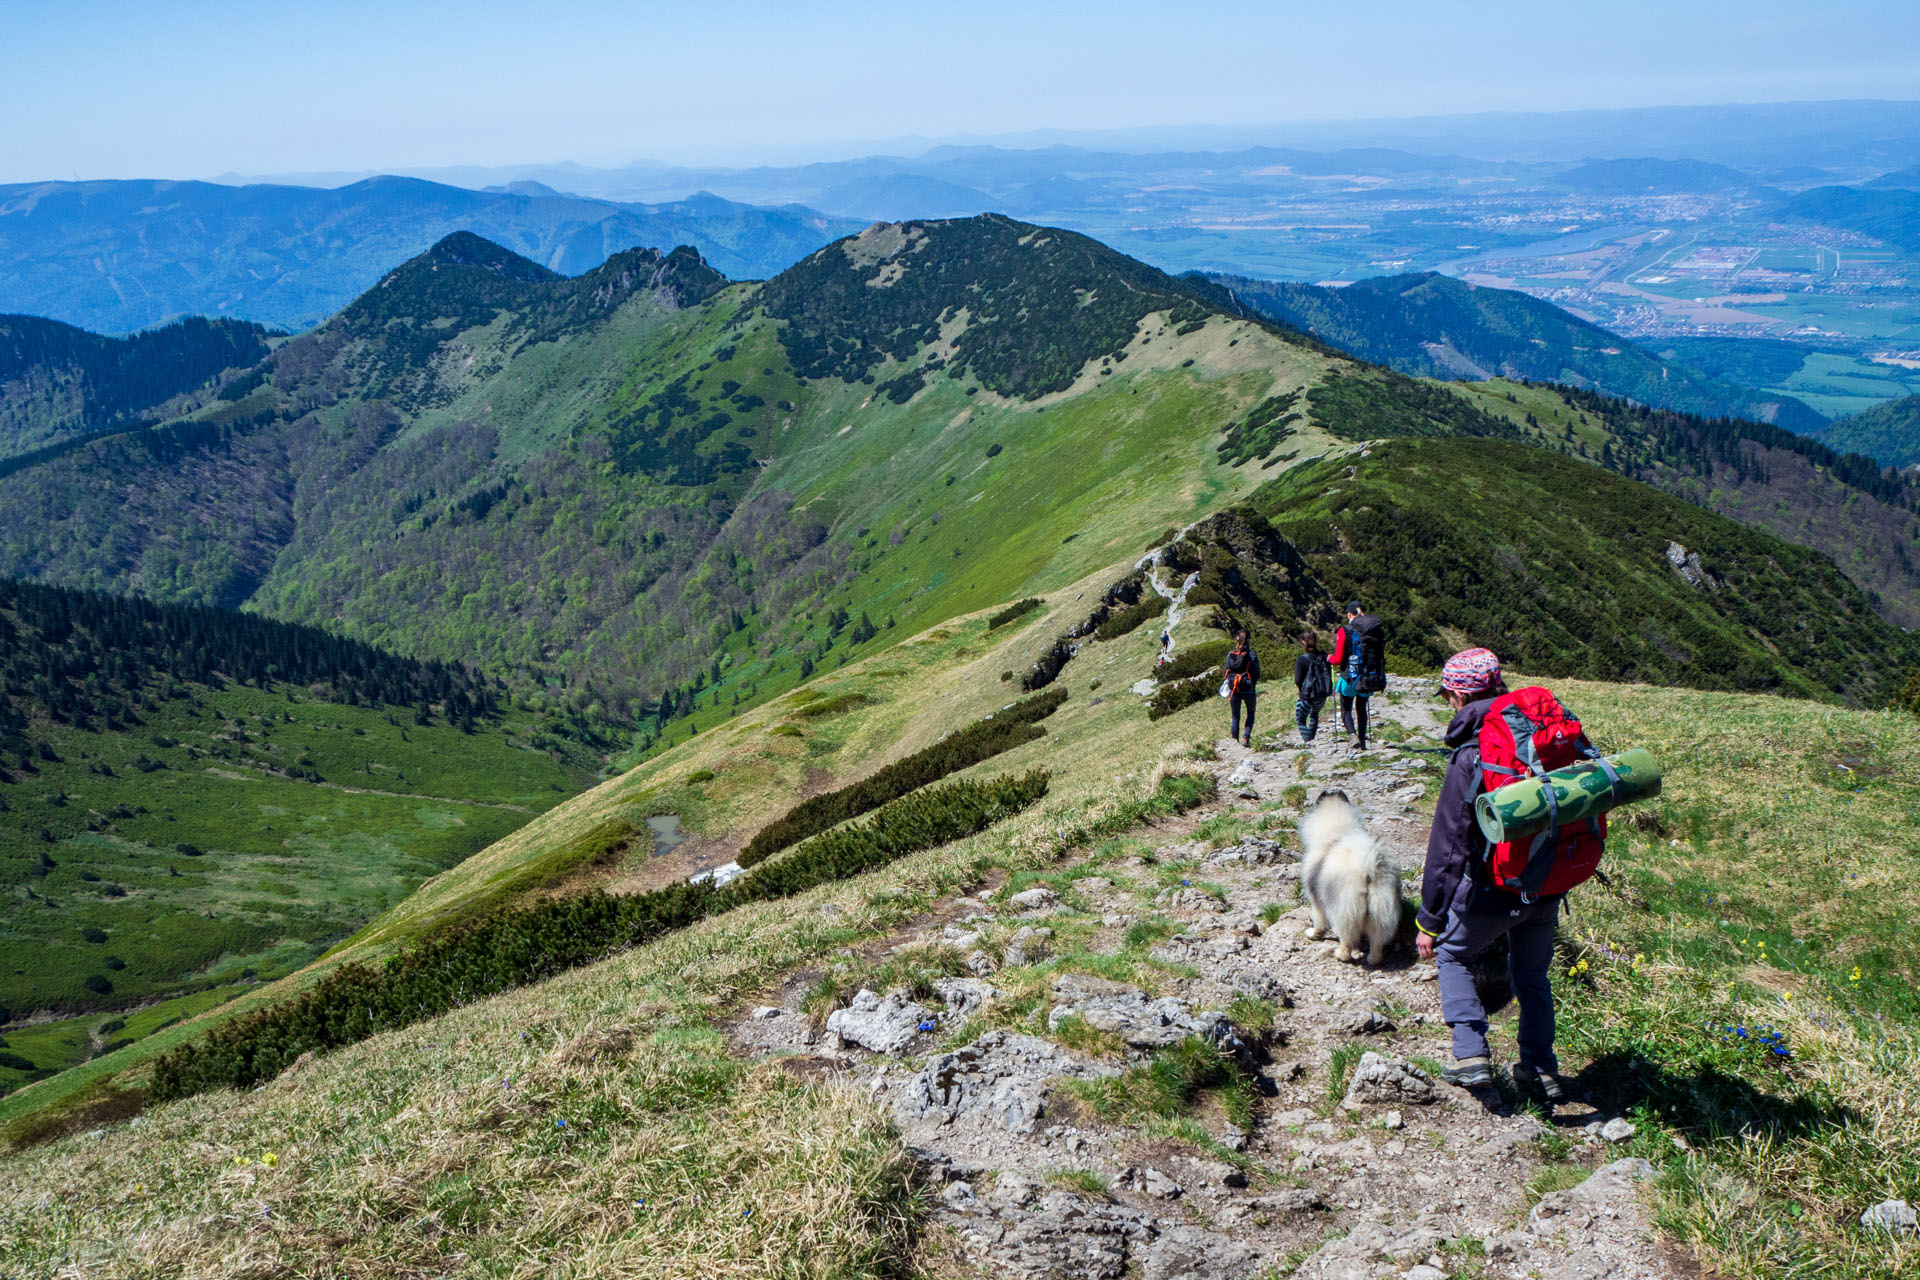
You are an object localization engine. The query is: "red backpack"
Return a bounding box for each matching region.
[1477,686,1606,900]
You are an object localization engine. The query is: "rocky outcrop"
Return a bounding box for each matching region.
[897,1031,1115,1135]
[1046,974,1246,1056]
[1341,1052,1437,1108]
[1665,541,1718,590]
[825,988,934,1053]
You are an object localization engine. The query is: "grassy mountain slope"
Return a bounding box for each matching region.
[0,314,273,459]
[0,576,591,1095]
[1219,270,1827,432]
[1819,394,1920,470]
[0,213,1911,743]
[0,177,859,333]
[1235,439,1919,703]
[3,566,1918,1279]
[1444,380,1920,628]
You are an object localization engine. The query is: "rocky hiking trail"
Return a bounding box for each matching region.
[726,678,1691,1279]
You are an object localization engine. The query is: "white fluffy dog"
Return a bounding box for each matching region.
[1297,790,1403,965]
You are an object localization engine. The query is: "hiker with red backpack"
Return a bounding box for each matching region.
[1328,602,1387,751]
[1415,646,1606,1103]
[1222,629,1262,748]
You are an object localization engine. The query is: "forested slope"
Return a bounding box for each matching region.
[0,314,273,459]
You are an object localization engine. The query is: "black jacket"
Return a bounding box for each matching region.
[1418,695,1551,933]
[1417,696,1494,935]
[1224,645,1262,685]
[1293,651,1329,698]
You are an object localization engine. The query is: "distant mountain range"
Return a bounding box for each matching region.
[1215,271,1828,433]
[0,177,858,333]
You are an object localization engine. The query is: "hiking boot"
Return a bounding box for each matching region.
[1440,1056,1493,1088]
[1513,1063,1571,1103]
[1242,734,1253,748]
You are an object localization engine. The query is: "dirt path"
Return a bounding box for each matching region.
[723,679,1686,1279]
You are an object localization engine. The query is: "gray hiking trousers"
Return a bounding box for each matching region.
[1434,892,1561,1072]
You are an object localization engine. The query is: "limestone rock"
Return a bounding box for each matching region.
[935,977,1003,1019]
[1003,925,1054,967]
[1599,1117,1637,1143]
[1529,1157,1654,1234]
[1860,1198,1918,1234]
[1119,1165,1184,1199]
[1341,1052,1437,1108]
[1338,1008,1396,1036]
[1048,974,1245,1055]
[1165,887,1228,913]
[897,1030,1113,1135]
[826,988,934,1053]
[1010,886,1061,911]
[688,860,746,887]
[1142,1226,1261,1279]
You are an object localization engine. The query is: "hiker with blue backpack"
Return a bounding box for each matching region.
[1327,602,1387,751]
[1416,646,1606,1103]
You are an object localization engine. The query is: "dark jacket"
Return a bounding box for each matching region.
[1293,651,1328,698]
[1418,695,1553,934]
[1417,696,1494,936]
[1224,645,1262,686]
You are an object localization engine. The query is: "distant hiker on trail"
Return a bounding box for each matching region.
[1329,601,1387,752]
[1293,629,1331,742]
[1417,646,1601,1105]
[1223,629,1261,748]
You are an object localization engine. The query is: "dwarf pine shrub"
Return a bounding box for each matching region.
[1094,596,1166,641]
[1155,639,1231,683]
[736,687,1065,867]
[1147,674,1217,721]
[987,598,1043,629]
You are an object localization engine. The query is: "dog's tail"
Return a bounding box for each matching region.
[1368,859,1405,942]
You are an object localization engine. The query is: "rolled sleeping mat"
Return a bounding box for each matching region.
[1474,747,1662,844]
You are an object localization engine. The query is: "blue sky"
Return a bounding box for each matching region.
[4,0,1918,181]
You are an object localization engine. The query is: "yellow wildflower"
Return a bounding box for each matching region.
[261,1152,279,1168]
[1849,965,1863,983]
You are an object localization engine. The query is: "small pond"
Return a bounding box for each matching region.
[647,814,686,856]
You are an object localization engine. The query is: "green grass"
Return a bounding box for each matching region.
[0,681,587,1086]
[1064,1035,1260,1130]
[1535,678,1920,1279]
[1,556,1916,1278]
[1324,1042,1367,1111]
